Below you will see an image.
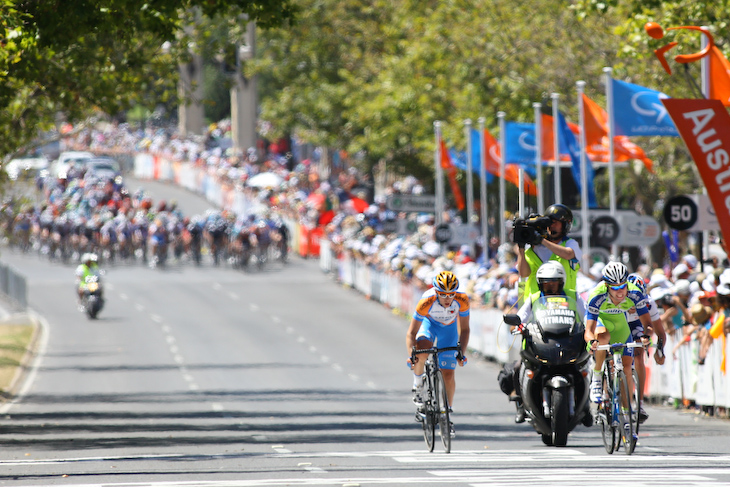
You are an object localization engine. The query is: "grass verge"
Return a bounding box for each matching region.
[0,315,37,399]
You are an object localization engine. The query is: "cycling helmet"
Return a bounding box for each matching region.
[627,273,646,294]
[432,271,459,293]
[602,261,628,285]
[536,261,566,294]
[545,203,573,236]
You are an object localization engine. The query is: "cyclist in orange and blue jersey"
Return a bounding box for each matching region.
[406,270,470,436]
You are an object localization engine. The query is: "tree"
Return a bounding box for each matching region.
[0,0,296,158]
[255,0,703,215]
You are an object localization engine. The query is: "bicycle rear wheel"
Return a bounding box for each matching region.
[618,371,637,455]
[435,369,451,453]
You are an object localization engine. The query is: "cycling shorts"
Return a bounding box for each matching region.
[596,315,634,358]
[628,318,645,342]
[415,317,459,370]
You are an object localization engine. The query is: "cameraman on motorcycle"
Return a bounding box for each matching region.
[515,204,581,301]
[502,261,589,425]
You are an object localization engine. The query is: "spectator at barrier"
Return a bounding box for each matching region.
[673,302,712,360]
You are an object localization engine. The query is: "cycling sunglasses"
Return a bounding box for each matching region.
[437,292,456,299]
[609,282,628,291]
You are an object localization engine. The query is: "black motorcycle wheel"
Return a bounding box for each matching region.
[551,388,570,447]
[436,369,451,453]
[541,434,553,446]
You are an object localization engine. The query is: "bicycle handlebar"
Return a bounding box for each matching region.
[411,345,464,363]
[595,342,644,351]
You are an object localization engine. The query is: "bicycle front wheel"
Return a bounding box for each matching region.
[421,372,435,452]
[599,368,616,454]
[632,368,641,436]
[435,369,451,453]
[618,370,637,455]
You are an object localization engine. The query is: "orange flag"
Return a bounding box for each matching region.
[439,139,466,211]
[483,129,538,196]
[709,45,730,107]
[580,94,655,173]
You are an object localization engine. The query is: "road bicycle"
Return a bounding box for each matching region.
[411,345,463,453]
[595,342,643,455]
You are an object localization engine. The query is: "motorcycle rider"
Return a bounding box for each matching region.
[75,252,101,308]
[501,261,589,425]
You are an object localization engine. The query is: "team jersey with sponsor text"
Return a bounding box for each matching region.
[585,281,649,321]
[413,287,470,326]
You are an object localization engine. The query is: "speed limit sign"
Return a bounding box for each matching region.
[663,195,698,231]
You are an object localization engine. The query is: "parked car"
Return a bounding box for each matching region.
[52,151,94,179]
[4,156,50,180]
[84,157,122,182]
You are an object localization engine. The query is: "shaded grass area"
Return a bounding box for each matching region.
[0,319,36,396]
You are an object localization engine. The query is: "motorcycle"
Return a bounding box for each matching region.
[503,295,592,447]
[81,274,104,319]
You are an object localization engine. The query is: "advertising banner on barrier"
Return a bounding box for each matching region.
[662,98,730,256]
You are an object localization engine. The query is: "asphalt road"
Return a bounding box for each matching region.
[0,178,729,486]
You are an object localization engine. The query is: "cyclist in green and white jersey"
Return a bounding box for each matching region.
[584,262,666,404]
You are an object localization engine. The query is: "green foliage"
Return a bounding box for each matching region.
[254,0,716,215]
[0,0,296,158]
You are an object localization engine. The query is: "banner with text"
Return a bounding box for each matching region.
[662,98,730,255]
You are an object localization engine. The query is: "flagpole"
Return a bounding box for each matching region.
[478,117,488,265]
[464,119,475,229]
[603,67,618,258]
[434,121,445,226]
[701,27,710,268]
[551,93,562,204]
[518,168,525,217]
[497,111,507,245]
[534,102,544,214]
[577,80,591,271]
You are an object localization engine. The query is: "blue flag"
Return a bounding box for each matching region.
[504,122,537,177]
[449,147,495,183]
[612,79,679,136]
[557,112,598,208]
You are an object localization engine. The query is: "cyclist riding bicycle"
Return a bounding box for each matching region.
[406,270,470,437]
[625,273,667,423]
[584,262,666,407]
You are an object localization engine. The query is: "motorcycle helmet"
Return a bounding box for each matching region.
[536,261,566,294]
[602,261,628,286]
[432,270,459,293]
[544,203,573,237]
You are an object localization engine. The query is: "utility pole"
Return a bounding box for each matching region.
[231,21,257,154]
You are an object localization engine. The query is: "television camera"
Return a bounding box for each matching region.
[512,214,552,247]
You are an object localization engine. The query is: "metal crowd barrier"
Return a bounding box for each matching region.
[0,262,27,310]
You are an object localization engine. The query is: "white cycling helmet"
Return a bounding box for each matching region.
[602,261,628,285]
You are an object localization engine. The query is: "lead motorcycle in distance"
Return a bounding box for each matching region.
[80,274,105,319]
[503,295,591,447]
